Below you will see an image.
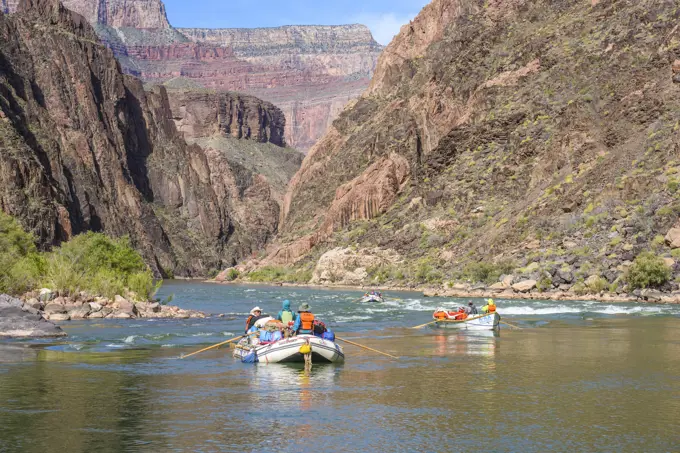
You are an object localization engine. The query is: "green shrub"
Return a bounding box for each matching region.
[0,212,159,299]
[0,213,44,294]
[571,282,588,295]
[626,252,671,289]
[126,270,161,300]
[246,266,311,284]
[586,276,608,293]
[226,268,240,281]
[464,260,515,284]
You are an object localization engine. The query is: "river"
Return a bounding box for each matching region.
[1,281,679,452]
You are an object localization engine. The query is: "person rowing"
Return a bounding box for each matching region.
[245,306,265,333]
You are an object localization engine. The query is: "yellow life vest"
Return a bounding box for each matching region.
[281,310,293,324]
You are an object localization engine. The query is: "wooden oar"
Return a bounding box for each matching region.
[181,330,260,359]
[335,336,399,359]
[411,319,441,329]
[500,321,522,329]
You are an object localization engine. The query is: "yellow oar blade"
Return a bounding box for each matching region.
[335,336,399,359]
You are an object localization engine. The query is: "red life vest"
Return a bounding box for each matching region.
[299,312,315,331]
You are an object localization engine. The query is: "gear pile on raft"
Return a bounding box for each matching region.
[233,301,344,364]
[360,290,384,303]
[432,299,501,330]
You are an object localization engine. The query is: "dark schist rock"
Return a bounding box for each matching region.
[0,0,293,277]
[0,294,66,338]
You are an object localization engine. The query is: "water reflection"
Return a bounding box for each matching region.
[432,330,499,357]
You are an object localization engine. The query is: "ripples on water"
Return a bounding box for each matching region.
[1,281,680,452]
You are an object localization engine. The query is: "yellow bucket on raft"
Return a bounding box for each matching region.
[299,344,311,354]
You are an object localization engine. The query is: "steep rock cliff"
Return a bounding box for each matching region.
[14,0,383,151]
[177,25,383,150]
[0,0,292,276]
[269,0,680,290]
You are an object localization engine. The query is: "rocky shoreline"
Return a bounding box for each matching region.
[20,289,207,322]
[211,279,680,304]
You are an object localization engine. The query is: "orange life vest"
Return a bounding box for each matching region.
[434,311,448,320]
[488,305,496,313]
[299,312,315,331]
[245,315,255,332]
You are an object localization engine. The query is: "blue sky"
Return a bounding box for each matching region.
[164,0,430,45]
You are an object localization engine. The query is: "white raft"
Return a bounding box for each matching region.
[431,309,500,330]
[360,294,384,303]
[233,334,345,364]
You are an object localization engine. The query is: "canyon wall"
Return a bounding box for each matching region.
[4,0,384,152]
[263,0,680,292]
[0,0,294,276]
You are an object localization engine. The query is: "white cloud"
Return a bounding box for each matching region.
[355,12,419,46]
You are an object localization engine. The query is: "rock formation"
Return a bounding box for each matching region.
[0,0,296,276]
[263,0,680,294]
[2,0,384,151]
[0,294,65,338]
[61,0,170,28]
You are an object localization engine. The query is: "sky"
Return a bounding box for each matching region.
[164,0,431,45]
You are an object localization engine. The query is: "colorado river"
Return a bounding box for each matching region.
[1,281,679,452]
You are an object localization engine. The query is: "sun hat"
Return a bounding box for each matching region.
[298,303,310,311]
[250,306,262,315]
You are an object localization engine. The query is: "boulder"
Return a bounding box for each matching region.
[44,303,67,314]
[512,279,537,292]
[663,257,675,268]
[88,302,103,312]
[450,283,470,291]
[27,298,43,310]
[488,282,507,291]
[640,289,663,301]
[148,302,161,313]
[69,307,90,320]
[113,296,137,315]
[53,296,67,305]
[500,275,514,287]
[47,313,71,322]
[87,311,106,319]
[0,295,66,337]
[310,247,402,285]
[555,269,574,284]
[665,227,680,248]
[39,288,55,302]
[109,311,133,319]
[603,270,619,283]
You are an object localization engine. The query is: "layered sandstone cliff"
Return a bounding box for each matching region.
[0,0,296,276]
[265,0,680,292]
[11,0,383,151]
